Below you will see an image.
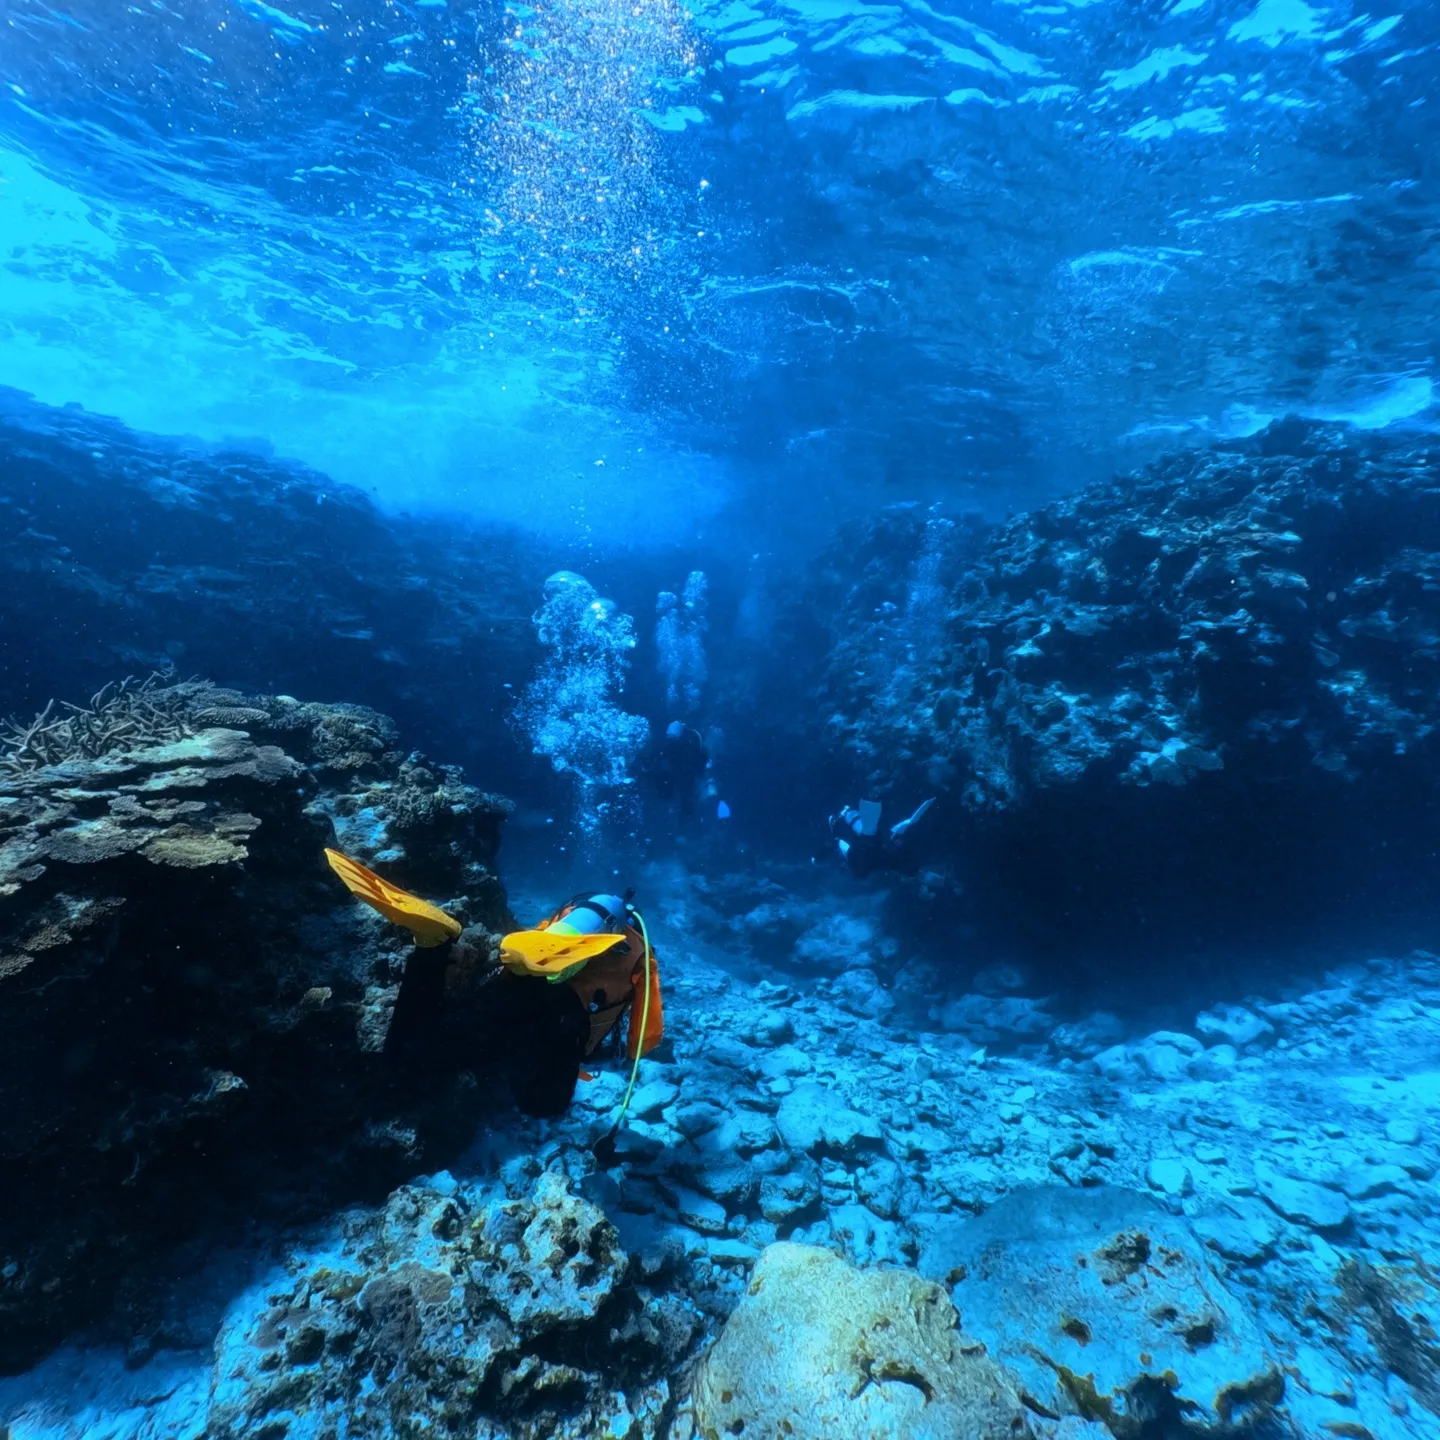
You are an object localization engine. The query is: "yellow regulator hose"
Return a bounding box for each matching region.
[594,908,652,1164]
[615,908,653,1124]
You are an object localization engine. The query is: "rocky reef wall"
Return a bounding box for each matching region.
[0,680,513,1372]
[0,387,552,791]
[0,389,744,844]
[12,384,1440,992]
[800,422,1440,977]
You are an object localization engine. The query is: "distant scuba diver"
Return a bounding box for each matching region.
[324,850,662,1162]
[644,720,712,821]
[828,797,935,879]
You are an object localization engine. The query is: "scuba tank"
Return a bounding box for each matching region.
[545,893,634,937]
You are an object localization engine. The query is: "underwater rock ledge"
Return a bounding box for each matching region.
[807,421,1440,968]
[0,680,513,1373]
[0,386,546,781]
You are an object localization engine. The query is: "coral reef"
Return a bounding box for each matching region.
[0,674,210,776]
[207,1170,701,1440]
[0,387,549,794]
[799,423,1440,967]
[819,424,1440,804]
[9,397,1440,1439]
[5,892,1440,1437]
[0,684,512,1372]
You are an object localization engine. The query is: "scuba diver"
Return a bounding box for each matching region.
[646,720,711,820]
[828,797,935,879]
[494,891,663,1135]
[323,850,662,1164]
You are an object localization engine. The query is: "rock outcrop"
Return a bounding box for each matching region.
[801,423,1440,968]
[692,1242,1033,1440]
[208,1170,701,1440]
[0,680,513,1371]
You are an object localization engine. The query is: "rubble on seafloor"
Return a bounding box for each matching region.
[5,855,1440,1438]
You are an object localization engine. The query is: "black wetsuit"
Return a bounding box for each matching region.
[385,951,589,1117]
[488,974,591,1117]
[650,726,708,819]
[830,817,924,879]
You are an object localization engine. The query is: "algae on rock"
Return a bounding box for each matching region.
[207,1171,702,1440]
[692,1242,1034,1440]
[919,1186,1284,1436]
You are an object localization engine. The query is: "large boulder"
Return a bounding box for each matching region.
[691,1242,1034,1440]
[207,1171,701,1439]
[0,680,513,1370]
[918,1186,1283,1436]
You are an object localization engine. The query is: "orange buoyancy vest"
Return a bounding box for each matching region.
[539,900,665,1060]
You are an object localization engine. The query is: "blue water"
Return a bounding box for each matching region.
[4,0,1435,537]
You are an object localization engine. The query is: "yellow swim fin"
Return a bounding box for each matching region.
[324,848,462,948]
[500,928,626,979]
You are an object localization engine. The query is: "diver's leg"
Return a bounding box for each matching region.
[386,948,451,1070]
[491,974,589,1117]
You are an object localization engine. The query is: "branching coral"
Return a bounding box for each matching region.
[0,673,233,777]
